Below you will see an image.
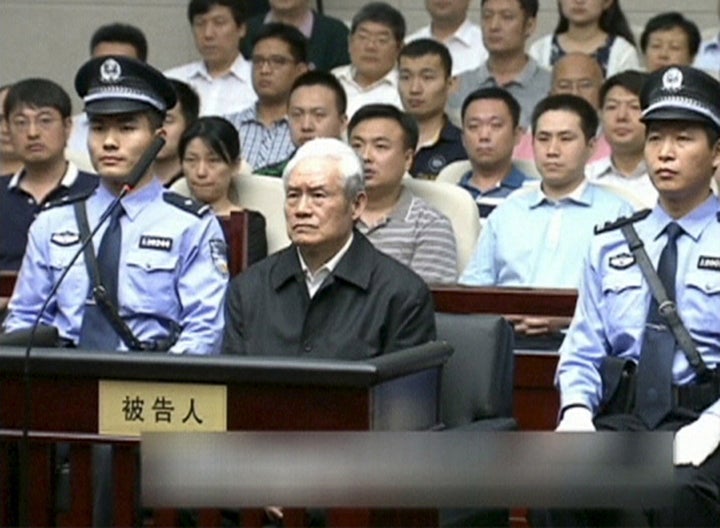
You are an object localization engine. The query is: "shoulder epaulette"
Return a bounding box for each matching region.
[163,191,211,217]
[43,188,95,211]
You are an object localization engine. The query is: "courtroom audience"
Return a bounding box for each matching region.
[156,79,200,187]
[449,0,548,129]
[332,2,405,119]
[255,70,348,177]
[226,23,308,171]
[398,39,467,180]
[0,79,98,271]
[222,137,436,357]
[179,116,267,266]
[242,0,350,72]
[165,0,257,116]
[529,0,640,77]
[349,104,458,284]
[405,0,488,76]
[640,12,701,72]
[460,94,631,294]
[458,88,528,218]
[586,70,657,208]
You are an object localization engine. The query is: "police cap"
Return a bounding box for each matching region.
[74,56,176,116]
[640,66,720,132]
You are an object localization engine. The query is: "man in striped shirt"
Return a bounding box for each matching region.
[349,104,458,284]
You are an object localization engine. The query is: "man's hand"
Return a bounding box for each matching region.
[507,315,571,336]
[556,406,596,432]
[674,414,720,466]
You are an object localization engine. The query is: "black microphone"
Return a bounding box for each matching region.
[16,135,165,527]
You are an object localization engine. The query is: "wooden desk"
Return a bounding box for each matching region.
[432,286,577,431]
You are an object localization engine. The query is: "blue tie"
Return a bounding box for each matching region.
[78,206,124,350]
[634,222,683,428]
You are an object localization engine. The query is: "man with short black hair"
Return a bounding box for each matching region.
[166,0,257,116]
[226,22,308,170]
[0,78,98,270]
[398,38,467,180]
[156,79,200,186]
[349,103,458,284]
[332,2,405,119]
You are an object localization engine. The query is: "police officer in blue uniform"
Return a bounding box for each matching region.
[3,56,227,355]
[549,66,720,526]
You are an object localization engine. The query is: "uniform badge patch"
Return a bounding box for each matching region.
[139,235,173,251]
[209,239,229,277]
[609,252,635,269]
[50,231,81,246]
[698,256,720,271]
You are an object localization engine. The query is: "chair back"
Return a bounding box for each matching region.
[435,312,515,429]
[403,177,481,274]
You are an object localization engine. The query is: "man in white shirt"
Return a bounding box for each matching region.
[165,0,257,116]
[332,2,405,120]
[406,0,488,76]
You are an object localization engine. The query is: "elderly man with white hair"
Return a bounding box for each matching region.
[221,137,436,358]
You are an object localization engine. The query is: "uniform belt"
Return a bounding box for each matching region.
[673,372,720,412]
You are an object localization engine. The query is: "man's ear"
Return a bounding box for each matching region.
[351,191,368,220]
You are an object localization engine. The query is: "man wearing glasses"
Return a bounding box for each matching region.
[0,78,97,270]
[226,23,308,170]
[332,2,406,120]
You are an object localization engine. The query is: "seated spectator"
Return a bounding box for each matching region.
[179,116,267,266]
[694,1,720,74]
[0,84,23,176]
[222,137,435,357]
[450,0,549,129]
[349,104,458,284]
[165,0,257,116]
[242,0,349,72]
[528,0,640,77]
[405,0,488,76]
[156,80,200,187]
[398,39,466,180]
[513,52,610,162]
[332,2,405,119]
[640,12,701,72]
[460,94,631,295]
[255,70,347,177]
[0,78,98,271]
[458,88,527,218]
[226,23,308,170]
[67,22,149,162]
[586,70,657,208]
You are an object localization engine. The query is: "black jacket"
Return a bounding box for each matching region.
[222,231,435,358]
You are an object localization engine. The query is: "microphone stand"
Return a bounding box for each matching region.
[17,136,165,527]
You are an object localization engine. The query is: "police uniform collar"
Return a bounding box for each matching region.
[649,194,720,243]
[95,177,164,222]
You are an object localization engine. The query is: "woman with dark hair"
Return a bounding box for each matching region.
[640,12,701,72]
[179,116,267,266]
[529,0,640,76]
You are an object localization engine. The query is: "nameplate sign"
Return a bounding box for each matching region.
[99,380,227,436]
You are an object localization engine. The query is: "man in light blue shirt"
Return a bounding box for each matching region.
[4,56,227,355]
[548,66,720,527]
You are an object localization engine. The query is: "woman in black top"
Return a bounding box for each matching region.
[179,116,267,267]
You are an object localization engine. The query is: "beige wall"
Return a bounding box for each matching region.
[0,0,717,111]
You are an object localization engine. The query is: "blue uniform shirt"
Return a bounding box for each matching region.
[556,194,720,417]
[0,164,98,271]
[4,178,227,355]
[459,181,632,287]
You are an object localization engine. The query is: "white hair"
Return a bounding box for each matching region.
[282,137,365,199]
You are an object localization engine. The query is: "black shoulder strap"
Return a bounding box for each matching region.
[619,221,709,379]
[72,201,145,351]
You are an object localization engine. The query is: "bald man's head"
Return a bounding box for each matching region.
[551,53,604,110]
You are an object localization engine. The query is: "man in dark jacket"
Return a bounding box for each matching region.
[222,137,435,358]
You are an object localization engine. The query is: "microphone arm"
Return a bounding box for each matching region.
[17,135,165,527]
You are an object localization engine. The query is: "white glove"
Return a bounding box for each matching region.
[556,406,596,432]
[674,414,720,466]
